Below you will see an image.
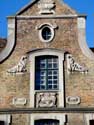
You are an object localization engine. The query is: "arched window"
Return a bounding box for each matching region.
[35,119,59,125]
[35,55,59,90]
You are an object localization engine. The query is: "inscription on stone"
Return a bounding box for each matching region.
[66,96,80,105]
[12,98,27,106]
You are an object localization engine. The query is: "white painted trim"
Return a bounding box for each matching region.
[0,18,15,62]
[0,115,11,125]
[77,17,94,60]
[29,49,65,108]
[38,24,55,43]
[16,15,78,19]
[84,114,94,125]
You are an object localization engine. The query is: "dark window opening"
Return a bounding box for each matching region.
[35,119,59,125]
[35,55,59,90]
[90,120,94,125]
[42,27,52,40]
[0,121,4,125]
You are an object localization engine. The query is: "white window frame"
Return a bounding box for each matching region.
[39,25,55,43]
[30,113,66,125]
[0,115,11,125]
[84,114,94,125]
[29,49,64,108]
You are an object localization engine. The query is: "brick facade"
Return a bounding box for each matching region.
[0,0,94,125]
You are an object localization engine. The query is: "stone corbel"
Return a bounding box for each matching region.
[7,55,28,74]
[66,54,88,74]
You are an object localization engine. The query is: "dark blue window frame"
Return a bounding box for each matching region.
[35,55,59,90]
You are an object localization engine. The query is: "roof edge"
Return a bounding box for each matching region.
[16,0,39,16]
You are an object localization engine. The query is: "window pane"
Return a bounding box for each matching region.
[42,27,52,40]
[53,63,58,68]
[35,56,58,90]
[48,63,53,69]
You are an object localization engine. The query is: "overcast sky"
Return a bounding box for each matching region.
[0,0,94,47]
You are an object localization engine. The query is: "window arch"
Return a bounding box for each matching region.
[35,55,59,90]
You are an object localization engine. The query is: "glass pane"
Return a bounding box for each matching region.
[53,70,58,75]
[40,71,46,76]
[48,70,52,75]
[48,80,53,84]
[53,76,58,79]
[42,27,51,40]
[53,63,58,68]
[40,85,46,89]
[48,63,53,69]
[48,85,52,89]
[40,63,46,69]
[35,56,58,90]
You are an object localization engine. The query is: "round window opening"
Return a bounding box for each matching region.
[40,25,54,42]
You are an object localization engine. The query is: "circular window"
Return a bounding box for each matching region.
[39,25,55,43]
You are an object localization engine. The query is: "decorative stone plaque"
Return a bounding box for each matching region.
[12,98,27,106]
[36,92,58,107]
[66,96,81,105]
[38,0,55,14]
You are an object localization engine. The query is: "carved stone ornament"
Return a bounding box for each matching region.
[36,92,57,108]
[66,96,81,105]
[7,55,28,74]
[66,54,88,74]
[12,97,27,106]
[38,0,55,14]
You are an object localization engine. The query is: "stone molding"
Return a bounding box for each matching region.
[16,15,78,19]
[36,23,57,43]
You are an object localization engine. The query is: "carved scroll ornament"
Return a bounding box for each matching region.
[66,54,88,74]
[36,92,57,108]
[7,55,27,74]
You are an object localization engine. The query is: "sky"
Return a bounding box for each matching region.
[0,0,94,47]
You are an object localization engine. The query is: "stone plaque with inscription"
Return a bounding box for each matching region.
[12,97,27,106]
[66,96,81,105]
